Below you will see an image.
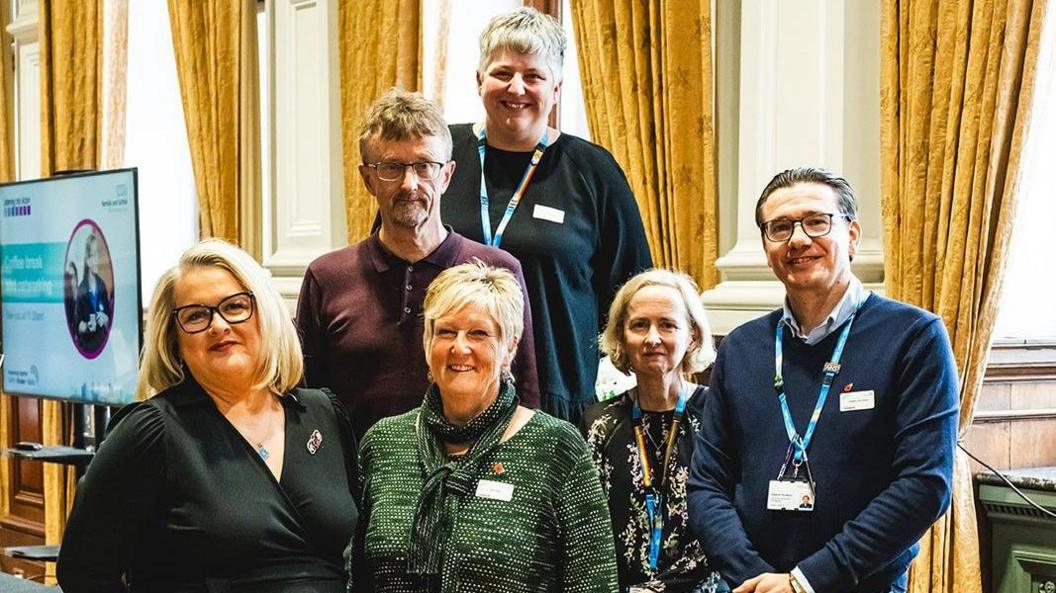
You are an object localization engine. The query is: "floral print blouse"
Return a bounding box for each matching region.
[583,387,725,593]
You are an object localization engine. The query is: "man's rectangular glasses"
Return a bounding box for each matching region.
[367,161,445,182]
[172,291,255,334]
[761,213,850,242]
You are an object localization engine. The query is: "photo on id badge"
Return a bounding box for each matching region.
[767,478,815,512]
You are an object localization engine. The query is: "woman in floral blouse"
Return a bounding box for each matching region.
[584,269,725,593]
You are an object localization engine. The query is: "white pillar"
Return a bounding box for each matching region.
[263,0,347,305]
[703,0,883,334]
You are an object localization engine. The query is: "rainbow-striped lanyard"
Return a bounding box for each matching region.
[475,127,549,248]
[631,387,689,569]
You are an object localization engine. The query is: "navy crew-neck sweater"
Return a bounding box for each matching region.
[688,293,958,593]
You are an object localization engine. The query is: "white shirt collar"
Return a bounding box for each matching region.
[781,276,868,345]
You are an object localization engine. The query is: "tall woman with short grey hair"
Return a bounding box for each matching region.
[441,7,652,426]
[583,269,725,593]
[58,239,358,592]
[356,262,618,592]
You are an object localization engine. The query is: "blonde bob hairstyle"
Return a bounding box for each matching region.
[422,261,524,366]
[136,239,303,400]
[478,7,566,82]
[600,269,716,375]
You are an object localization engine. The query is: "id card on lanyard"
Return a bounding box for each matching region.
[767,305,860,511]
[631,385,691,569]
[476,127,549,248]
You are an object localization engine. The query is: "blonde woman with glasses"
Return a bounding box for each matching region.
[58,239,358,593]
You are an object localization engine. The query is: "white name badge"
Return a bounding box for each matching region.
[532,204,565,224]
[475,479,514,502]
[840,389,875,412]
[767,480,815,512]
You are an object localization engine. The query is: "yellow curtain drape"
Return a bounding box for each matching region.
[102,0,129,170]
[168,0,260,243]
[0,0,13,524]
[880,1,1048,592]
[571,0,719,290]
[339,0,421,243]
[38,0,104,563]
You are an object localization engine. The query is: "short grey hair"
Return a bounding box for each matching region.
[600,269,715,375]
[358,87,452,163]
[137,239,303,400]
[755,166,858,227]
[422,261,524,363]
[478,7,566,81]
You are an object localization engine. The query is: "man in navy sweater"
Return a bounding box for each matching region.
[688,167,958,593]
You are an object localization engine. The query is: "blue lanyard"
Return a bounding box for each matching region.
[631,385,690,570]
[475,127,549,248]
[774,311,857,463]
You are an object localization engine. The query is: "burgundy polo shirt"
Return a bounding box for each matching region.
[295,229,540,438]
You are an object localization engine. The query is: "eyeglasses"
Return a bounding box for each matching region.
[760,213,851,242]
[172,292,255,334]
[367,161,446,182]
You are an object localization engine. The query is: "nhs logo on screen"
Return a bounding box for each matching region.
[3,197,31,217]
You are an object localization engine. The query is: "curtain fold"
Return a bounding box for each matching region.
[168,0,259,243]
[571,0,719,289]
[880,0,1048,591]
[102,0,129,170]
[339,0,421,242]
[38,0,105,559]
[0,0,13,524]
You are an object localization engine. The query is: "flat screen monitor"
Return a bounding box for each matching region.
[0,169,142,405]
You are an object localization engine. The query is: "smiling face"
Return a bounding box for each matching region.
[359,135,455,231]
[760,182,861,298]
[477,49,562,148]
[173,266,262,391]
[427,302,513,412]
[624,285,696,380]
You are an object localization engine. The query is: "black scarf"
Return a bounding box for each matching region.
[406,381,517,580]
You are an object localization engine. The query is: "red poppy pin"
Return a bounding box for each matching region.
[493,462,506,475]
[843,383,854,392]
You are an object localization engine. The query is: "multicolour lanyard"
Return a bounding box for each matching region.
[774,309,858,464]
[475,127,549,248]
[631,386,690,569]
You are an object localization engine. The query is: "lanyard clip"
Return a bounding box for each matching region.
[774,375,784,391]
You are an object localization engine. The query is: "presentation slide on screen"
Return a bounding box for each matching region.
[0,170,140,404]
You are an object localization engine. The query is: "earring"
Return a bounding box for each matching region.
[501,368,514,384]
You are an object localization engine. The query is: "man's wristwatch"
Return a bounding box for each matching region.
[789,572,808,593]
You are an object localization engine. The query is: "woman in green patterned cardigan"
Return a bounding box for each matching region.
[352,262,619,593]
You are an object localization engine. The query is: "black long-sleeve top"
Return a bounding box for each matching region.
[443,124,653,424]
[56,379,358,593]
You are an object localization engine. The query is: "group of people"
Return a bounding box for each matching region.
[53,7,959,593]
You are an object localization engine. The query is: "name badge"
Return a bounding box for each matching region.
[840,389,875,412]
[767,479,815,512]
[532,204,565,224]
[475,479,514,502]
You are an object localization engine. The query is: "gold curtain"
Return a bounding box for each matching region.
[168,0,260,244]
[102,0,129,170]
[339,0,421,242]
[880,0,1048,591]
[38,0,104,557]
[0,0,13,523]
[571,0,719,289]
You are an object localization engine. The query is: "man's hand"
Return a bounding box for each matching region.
[733,572,793,593]
[96,310,109,328]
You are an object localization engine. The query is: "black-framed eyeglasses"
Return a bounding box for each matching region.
[366,161,446,182]
[760,213,851,242]
[172,292,255,334]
